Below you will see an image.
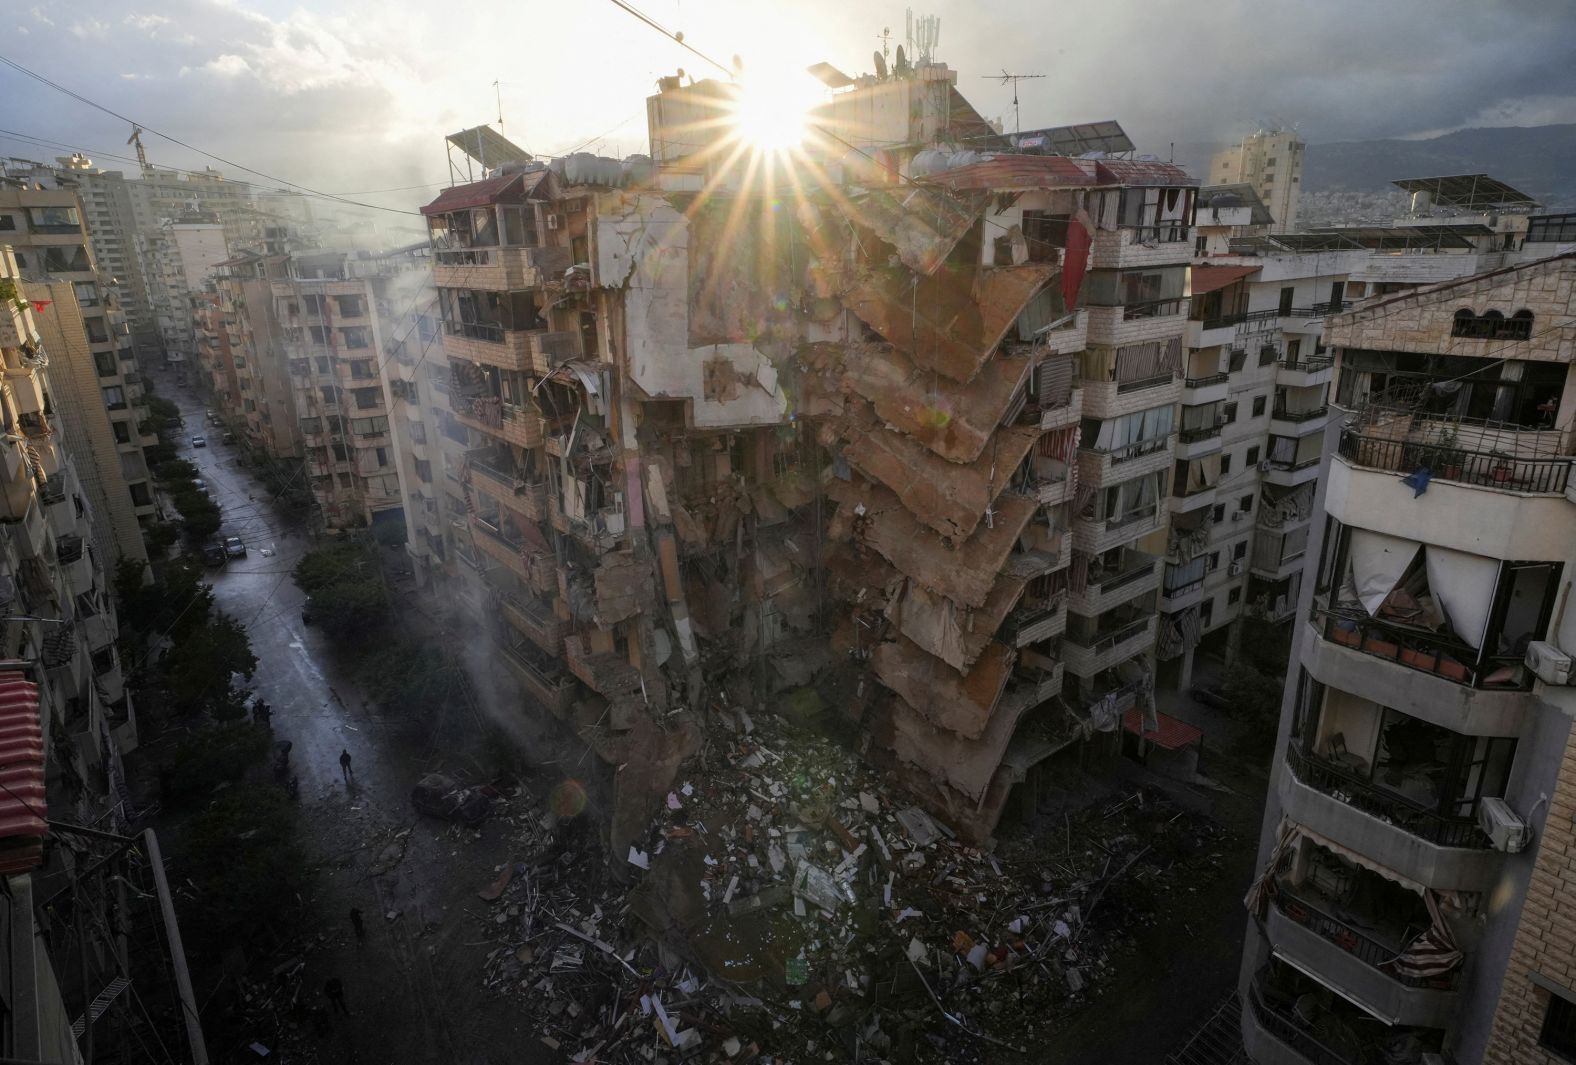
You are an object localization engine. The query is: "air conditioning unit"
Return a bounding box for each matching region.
[545,214,561,231]
[1231,509,1248,522]
[1228,560,1244,577]
[1526,641,1574,686]
[1479,797,1532,853]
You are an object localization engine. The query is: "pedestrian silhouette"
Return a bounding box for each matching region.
[339,749,353,781]
[324,976,349,1015]
[349,907,365,941]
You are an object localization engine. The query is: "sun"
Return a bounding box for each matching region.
[729,75,820,152]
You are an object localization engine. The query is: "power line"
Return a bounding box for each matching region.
[0,54,423,217]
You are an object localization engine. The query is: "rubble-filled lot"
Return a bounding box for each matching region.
[477,712,1233,1063]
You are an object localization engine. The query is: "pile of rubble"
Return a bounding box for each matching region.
[477,711,1230,1062]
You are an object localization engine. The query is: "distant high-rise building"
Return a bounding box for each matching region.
[1211,130,1305,233]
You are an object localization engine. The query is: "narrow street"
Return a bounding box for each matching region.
[147,368,542,1065]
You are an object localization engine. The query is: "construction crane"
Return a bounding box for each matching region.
[981,70,1045,134]
[126,124,149,170]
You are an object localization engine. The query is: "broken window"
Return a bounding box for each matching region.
[1081,404,1174,462]
[1020,210,1070,262]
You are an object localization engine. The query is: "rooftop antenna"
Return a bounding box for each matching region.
[876,26,892,62]
[906,9,940,65]
[493,80,503,128]
[981,70,1045,134]
[126,124,149,170]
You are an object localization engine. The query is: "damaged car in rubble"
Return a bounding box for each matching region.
[411,773,491,826]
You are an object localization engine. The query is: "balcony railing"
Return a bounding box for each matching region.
[1178,421,1223,443]
[1284,744,1490,849]
[1162,576,1204,601]
[1338,430,1573,495]
[1196,312,1248,330]
[1272,404,1329,422]
[1272,887,1458,990]
[1100,436,1171,464]
[1183,372,1228,389]
[1278,355,1335,374]
[56,535,84,564]
[444,321,505,344]
[1068,615,1150,655]
[1115,372,1176,395]
[466,450,528,492]
[1122,297,1187,321]
[1248,984,1364,1065]
[1087,558,1157,597]
[433,248,497,268]
[1314,604,1529,691]
[1103,504,1158,530]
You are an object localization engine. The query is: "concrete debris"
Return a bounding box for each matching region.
[458,710,1230,1063]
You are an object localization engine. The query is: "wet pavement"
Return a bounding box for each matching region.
[149,369,542,1064]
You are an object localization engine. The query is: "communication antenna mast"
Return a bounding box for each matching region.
[875,26,892,63]
[981,70,1045,134]
[493,80,503,128]
[126,124,149,170]
[906,9,940,65]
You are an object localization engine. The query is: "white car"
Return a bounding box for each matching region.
[191,435,207,448]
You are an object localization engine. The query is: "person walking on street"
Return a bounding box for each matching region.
[349,907,365,941]
[324,976,349,1016]
[339,749,353,781]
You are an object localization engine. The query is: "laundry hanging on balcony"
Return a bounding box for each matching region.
[1424,545,1498,650]
[1392,890,1464,980]
[1347,529,1421,615]
[1244,819,1297,920]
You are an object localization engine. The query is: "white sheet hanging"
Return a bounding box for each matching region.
[1425,546,1500,650]
[1348,528,1421,616]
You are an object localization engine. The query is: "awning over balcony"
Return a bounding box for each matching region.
[0,672,45,874]
[1189,264,1258,295]
[420,170,547,216]
[1122,707,1201,750]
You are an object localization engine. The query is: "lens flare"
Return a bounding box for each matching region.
[550,778,588,818]
[730,76,820,152]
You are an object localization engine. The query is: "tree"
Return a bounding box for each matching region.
[165,721,271,804]
[293,541,374,594]
[355,639,462,717]
[180,783,311,948]
[294,541,391,640]
[116,557,213,641]
[171,491,222,541]
[1222,663,1285,724]
[153,458,200,484]
[164,611,256,717]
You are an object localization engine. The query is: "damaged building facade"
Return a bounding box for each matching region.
[1240,252,1576,1064]
[418,67,1208,855]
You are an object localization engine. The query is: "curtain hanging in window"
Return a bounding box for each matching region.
[1348,528,1421,615]
[1425,545,1499,649]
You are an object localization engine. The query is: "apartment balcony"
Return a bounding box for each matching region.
[1170,480,1217,514]
[1250,531,1307,581]
[1038,309,1088,357]
[1159,569,1207,613]
[1275,354,1335,389]
[525,331,583,375]
[499,589,563,655]
[1312,604,1534,699]
[563,634,644,700]
[1174,418,1224,459]
[1079,373,1183,422]
[1067,552,1160,616]
[469,515,533,580]
[548,496,624,553]
[998,596,1067,648]
[1280,744,1501,892]
[1088,225,1194,270]
[450,396,545,450]
[1076,437,1173,490]
[1264,891,1459,1029]
[1083,301,1189,351]
[1263,453,1322,488]
[441,322,541,374]
[1180,371,1229,406]
[1072,503,1164,555]
[1183,318,1242,350]
[1243,970,1446,1065]
[431,244,573,292]
[1337,428,1572,497]
[55,535,92,597]
[1062,615,1155,679]
[1270,403,1331,438]
[1038,385,1083,432]
[496,637,576,716]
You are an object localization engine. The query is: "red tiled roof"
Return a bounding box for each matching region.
[927,155,1098,191]
[1122,707,1203,751]
[0,672,45,875]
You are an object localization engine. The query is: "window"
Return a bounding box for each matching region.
[1541,990,1576,1060]
[354,388,380,410]
[1246,446,1260,466]
[348,359,374,378]
[1239,494,1253,514]
[335,295,366,318]
[315,356,332,373]
[1222,402,1238,423]
[342,327,371,350]
[309,325,330,345]
[111,421,131,444]
[1019,211,1071,263]
[300,417,322,433]
[1278,287,1294,316]
[1228,587,1241,605]
[1220,453,1232,475]
[84,317,110,344]
[350,416,389,435]
[331,443,349,461]
[1251,395,1267,417]
[1208,551,1221,572]
[129,482,152,507]
[1212,504,1226,523]
[1233,541,1247,561]
[102,386,126,410]
[0,214,14,231]
[1200,599,1215,628]
[375,447,389,467]
[319,386,337,405]
[94,350,118,377]
[1286,339,1301,362]
[415,459,432,483]
[90,646,116,677]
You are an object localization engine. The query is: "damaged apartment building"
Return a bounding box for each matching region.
[422,64,1201,856]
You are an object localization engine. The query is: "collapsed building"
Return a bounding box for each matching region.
[420,64,1198,857]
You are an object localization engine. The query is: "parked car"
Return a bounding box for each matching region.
[190,435,206,448]
[201,542,226,567]
[206,410,219,425]
[223,536,247,559]
[221,431,236,445]
[1190,685,1230,710]
[193,479,208,495]
[411,773,491,826]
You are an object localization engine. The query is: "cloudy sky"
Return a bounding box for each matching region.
[4,0,1574,219]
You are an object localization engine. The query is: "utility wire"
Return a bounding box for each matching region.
[0,54,422,216]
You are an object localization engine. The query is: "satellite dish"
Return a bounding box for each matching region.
[894,45,909,75]
[873,51,887,80]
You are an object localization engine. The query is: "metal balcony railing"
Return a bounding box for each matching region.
[1284,744,1490,849]
[1313,604,1529,691]
[1338,430,1572,495]
[1183,372,1228,389]
[1272,886,1458,990]
[1115,372,1176,395]
[1178,421,1223,443]
[1068,615,1150,655]
[1122,297,1188,321]
[1247,984,1363,1065]
[444,321,505,344]
[1278,355,1335,374]
[1272,404,1329,422]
